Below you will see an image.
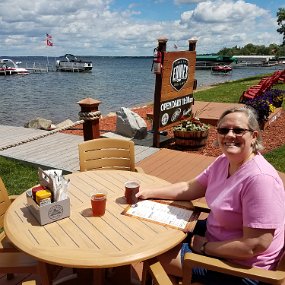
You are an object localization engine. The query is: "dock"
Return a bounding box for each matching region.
[25,62,49,73]
[0,125,160,173]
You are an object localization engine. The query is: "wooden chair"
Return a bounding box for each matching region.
[22,281,36,285]
[0,177,18,253]
[142,204,285,285]
[78,138,143,172]
[0,177,40,280]
[1,177,68,284]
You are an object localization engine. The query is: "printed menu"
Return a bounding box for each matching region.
[123,200,200,231]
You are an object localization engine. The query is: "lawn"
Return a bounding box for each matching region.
[0,156,38,195]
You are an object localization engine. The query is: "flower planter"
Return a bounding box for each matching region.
[174,129,209,148]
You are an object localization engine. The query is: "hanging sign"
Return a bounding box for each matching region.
[158,51,196,128]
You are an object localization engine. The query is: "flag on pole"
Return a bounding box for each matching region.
[46,33,53,46]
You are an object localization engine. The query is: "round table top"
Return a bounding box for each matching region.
[4,170,187,268]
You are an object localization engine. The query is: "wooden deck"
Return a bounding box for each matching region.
[136,148,216,183]
[0,125,160,173]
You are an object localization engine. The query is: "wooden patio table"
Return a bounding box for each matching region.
[4,170,189,285]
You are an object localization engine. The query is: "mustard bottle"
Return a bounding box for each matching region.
[36,189,52,206]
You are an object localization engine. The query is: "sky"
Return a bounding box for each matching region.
[0,0,285,57]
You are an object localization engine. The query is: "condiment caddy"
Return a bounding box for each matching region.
[26,168,70,225]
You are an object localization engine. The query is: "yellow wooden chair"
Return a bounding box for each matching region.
[142,204,285,285]
[0,177,18,253]
[22,281,36,285]
[0,177,40,280]
[78,138,143,172]
[142,252,285,285]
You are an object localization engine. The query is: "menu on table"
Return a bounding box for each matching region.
[122,200,200,231]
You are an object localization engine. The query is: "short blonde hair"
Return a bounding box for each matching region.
[217,106,263,153]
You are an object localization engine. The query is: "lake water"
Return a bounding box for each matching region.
[0,56,282,127]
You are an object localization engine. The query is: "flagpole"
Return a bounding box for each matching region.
[46,55,50,71]
[46,33,54,71]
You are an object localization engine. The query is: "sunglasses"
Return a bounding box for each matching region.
[217,128,253,136]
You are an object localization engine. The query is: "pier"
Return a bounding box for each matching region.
[25,62,56,73]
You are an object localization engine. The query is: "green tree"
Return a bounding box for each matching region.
[216,43,285,57]
[277,8,285,45]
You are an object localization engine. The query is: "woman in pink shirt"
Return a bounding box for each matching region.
[137,106,285,285]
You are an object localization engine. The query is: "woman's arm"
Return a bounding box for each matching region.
[191,227,274,260]
[136,178,206,201]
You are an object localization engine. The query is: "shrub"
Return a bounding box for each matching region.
[241,89,284,125]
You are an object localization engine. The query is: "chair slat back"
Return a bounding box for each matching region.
[79,138,136,172]
[0,177,11,228]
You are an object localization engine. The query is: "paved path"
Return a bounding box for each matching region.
[0,125,160,173]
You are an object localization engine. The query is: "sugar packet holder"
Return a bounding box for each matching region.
[38,168,69,202]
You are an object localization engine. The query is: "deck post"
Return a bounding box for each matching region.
[78,98,101,141]
[188,39,197,51]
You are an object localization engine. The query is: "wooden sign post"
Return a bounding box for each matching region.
[152,38,197,147]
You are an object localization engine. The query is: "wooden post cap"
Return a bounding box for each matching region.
[77,98,101,107]
[188,38,198,51]
[77,98,101,141]
[157,37,168,43]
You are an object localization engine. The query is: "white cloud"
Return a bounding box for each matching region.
[184,0,267,23]
[0,0,282,56]
[177,0,279,53]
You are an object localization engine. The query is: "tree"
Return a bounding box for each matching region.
[277,8,285,45]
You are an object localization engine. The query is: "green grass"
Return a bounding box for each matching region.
[0,156,38,195]
[264,145,285,173]
[1,74,285,195]
[194,74,267,102]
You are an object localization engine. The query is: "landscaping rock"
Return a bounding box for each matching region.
[24,117,52,130]
[116,107,147,139]
[55,119,74,129]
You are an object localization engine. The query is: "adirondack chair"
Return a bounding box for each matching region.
[78,138,143,172]
[241,76,273,100]
[279,69,285,82]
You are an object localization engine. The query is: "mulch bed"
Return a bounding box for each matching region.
[62,105,285,157]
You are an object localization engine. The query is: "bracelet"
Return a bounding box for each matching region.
[200,241,208,255]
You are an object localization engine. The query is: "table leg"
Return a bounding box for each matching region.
[93,268,105,285]
[106,265,133,284]
[37,261,53,285]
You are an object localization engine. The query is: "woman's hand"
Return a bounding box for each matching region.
[190,235,208,254]
[135,186,153,200]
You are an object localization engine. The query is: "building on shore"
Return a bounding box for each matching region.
[232,55,278,67]
[196,55,237,69]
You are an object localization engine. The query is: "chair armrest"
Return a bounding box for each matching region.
[8,195,19,202]
[192,201,211,213]
[184,253,285,284]
[135,166,145,173]
[22,281,36,285]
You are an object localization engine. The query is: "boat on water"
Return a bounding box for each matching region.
[211,65,232,74]
[55,54,92,72]
[0,59,29,76]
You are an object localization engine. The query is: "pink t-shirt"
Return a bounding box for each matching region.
[196,153,285,269]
